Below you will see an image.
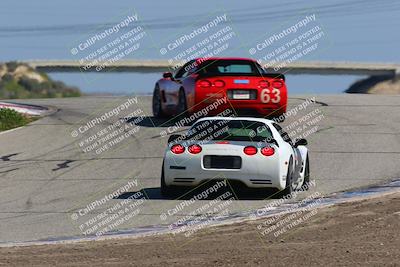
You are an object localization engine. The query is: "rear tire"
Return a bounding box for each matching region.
[176,89,188,117]
[279,159,294,198]
[301,156,310,189]
[271,112,285,123]
[173,89,190,125]
[160,161,183,197]
[152,85,165,118]
[160,163,170,196]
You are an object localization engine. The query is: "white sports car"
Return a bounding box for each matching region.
[161,117,310,197]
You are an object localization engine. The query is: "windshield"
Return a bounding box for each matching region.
[185,119,273,142]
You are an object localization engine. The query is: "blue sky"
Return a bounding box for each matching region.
[0,0,399,94]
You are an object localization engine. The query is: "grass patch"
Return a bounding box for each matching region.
[0,108,36,131]
[0,62,82,99]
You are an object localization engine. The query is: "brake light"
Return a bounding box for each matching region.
[213,80,225,87]
[216,141,230,144]
[171,144,185,154]
[258,80,269,88]
[261,146,275,156]
[188,144,202,154]
[243,146,257,155]
[272,80,283,88]
[198,80,212,88]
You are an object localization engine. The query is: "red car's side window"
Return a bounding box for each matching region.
[175,60,196,79]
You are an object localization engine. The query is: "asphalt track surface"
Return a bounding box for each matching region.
[0,94,399,243]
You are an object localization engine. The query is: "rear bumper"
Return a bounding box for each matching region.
[191,85,288,116]
[164,153,285,190]
[191,100,287,116]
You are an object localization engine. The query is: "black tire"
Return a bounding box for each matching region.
[271,112,285,123]
[301,156,310,189]
[160,161,182,197]
[160,162,170,196]
[280,159,294,197]
[152,85,165,118]
[177,89,188,116]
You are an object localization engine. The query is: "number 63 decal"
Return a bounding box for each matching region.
[260,88,281,103]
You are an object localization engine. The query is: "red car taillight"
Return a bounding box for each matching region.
[258,80,269,88]
[188,144,202,154]
[171,144,185,154]
[243,146,257,155]
[198,80,212,88]
[213,80,225,87]
[261,146,275,156]
[272,80,283,88]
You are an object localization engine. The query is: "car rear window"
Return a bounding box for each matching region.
[198,60,261,76]
[186,119,273,142]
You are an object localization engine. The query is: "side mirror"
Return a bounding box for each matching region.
[168,134,183,143]
[163,72,173,79]
[294,138,308,147]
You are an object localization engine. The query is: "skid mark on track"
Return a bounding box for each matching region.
[0,168,19,174]
[1,153,19,161]
[52,160,75,171]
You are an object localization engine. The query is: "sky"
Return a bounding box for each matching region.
[0,0,399,94]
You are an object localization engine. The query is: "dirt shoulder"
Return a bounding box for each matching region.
[1,192,399,267]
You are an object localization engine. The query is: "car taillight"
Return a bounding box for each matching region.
[198,80,212,88]
[261,146,275,156]
[258,80,269,88]
[243,146,257,155]
[171,144,185,154]
[188,144,202,154]
[272,80,283,88]
[213,80,225,87]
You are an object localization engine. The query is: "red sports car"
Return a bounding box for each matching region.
[152,57,287,119]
